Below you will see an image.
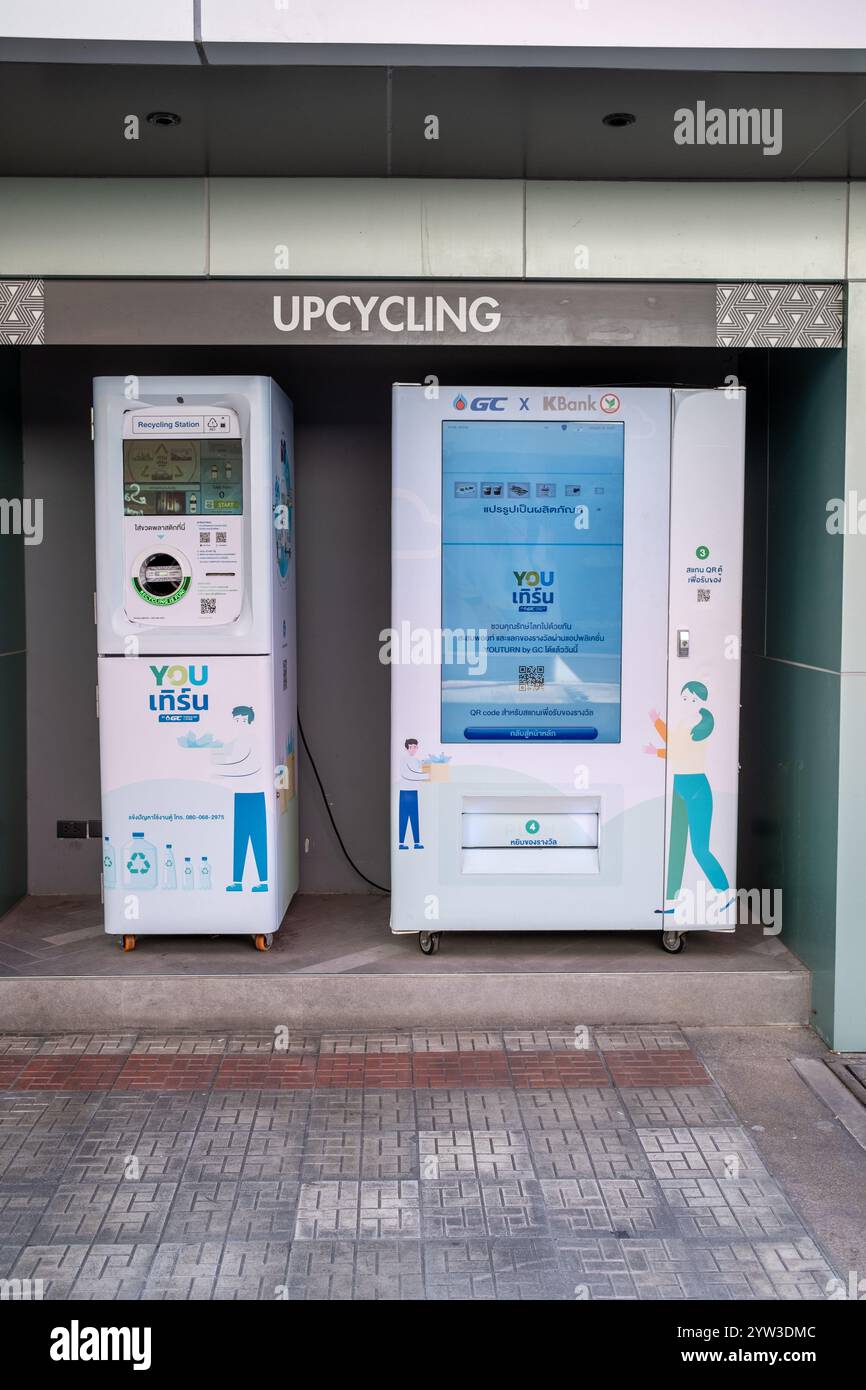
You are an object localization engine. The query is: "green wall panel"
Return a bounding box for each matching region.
[0,348,25,919]
[739,654,839,1041]
[766,352,846,674]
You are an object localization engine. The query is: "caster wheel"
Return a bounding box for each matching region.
[661,930,685,954]
[121,934,136,952]
[253,933,274,952]
[418,932,440,955]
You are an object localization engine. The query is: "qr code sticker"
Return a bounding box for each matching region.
[697,588,711,603]
[519,664,545,691]
[200,531,210,545]
[216,530,227,544]
[201,597,217,615]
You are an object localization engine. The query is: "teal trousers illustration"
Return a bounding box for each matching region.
[666,772,728,899]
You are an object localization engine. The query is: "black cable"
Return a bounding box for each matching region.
[297,713,390,894]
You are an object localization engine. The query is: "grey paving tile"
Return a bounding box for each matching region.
[306,1094,364,1134]
[184,1132,250,1183]
[131,1035,228,1055]
[69,1243,155,1299]
[4,1129,82,1173]
[294,1181,359,1240]
[143,1240,223,1299]
[358,1180,420,1238]
[227,1181,299,1241]
[527,1128,595,1179]
[471,1129,534,1180]
[466,1090,523,1128]
[0,1183,54,1244]
[300,1134,362,1181]
[4,1243,90,1299]
[423,1237,495,1300]
[418,1130,475,1178]
[618,1085,737,1127]
[595,1027,688,1052]
[638,1126,770,1182]
[360,1133,418,1179]
[31,1181,119,1244]
[319,1032,413,1054]
[480,1178,549,1237]
[420,1178,485,1238]
[361,1090,417,1132]
[491,1237,568,1300]
[353,1238,425,1300]
[162,1182,239,1242]
[285,1239,355,1300]
[586,1130,653,1180]
[599,1178,674,1236]
[239,1131,304,1181]
[213,1240,291,1299]
[539,1178,612,1234]
[661,1174,807,1240]
[414,1091,471,1130]
[0,1036,44,1055]
[95,1181,178,1244]
[226,1033,319,1054]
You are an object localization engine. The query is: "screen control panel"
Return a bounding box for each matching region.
[121,407,244,627]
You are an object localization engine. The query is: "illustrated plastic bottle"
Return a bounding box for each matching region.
[200,856,212,890]
[182,856,195,890]
[122,831,157,890]
[102,836,116,890]
[163,844,177,890]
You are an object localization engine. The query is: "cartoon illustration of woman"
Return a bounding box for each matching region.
[644,681,729,903]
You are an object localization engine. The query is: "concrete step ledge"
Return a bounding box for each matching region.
[0,968,810,1033]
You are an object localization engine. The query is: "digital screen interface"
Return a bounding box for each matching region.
[123,439,243,517]
[441,420,624,744]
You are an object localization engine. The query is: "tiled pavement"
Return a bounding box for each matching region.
[0,1027,842,1300]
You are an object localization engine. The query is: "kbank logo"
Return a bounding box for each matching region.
[513,568,554,613]
[148,664,209,719]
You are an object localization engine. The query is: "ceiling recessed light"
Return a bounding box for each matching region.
[146,111,182,128]
[602,112,636,128]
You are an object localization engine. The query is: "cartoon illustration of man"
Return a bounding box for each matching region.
[212,705,268,892]
[645,683,730,908]
[398,737,428,849]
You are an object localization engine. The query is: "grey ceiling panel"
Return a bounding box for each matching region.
[1,62,865,179]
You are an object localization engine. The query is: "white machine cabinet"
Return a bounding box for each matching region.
[94,376,298,950]
[390,385,745,953]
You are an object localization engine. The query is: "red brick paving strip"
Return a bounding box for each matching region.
[603,1048,711,1086]
[508,1052,609,1088]
[13,1056,126,1091]
[411,1052,513,1088]
[112,1056,221,1090]
[0,1058,29,1087]
[1,1045,710,1090]
[314,1056,414,1089]
[213,1057,318,1089]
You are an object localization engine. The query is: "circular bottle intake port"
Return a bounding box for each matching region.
[139,552,184,598]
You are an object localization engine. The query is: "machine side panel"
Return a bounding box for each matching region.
[665,389,746,925]
[269,380,299,918]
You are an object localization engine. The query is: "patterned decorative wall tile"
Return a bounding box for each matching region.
[716,282,843,347]
[0,279,43,345]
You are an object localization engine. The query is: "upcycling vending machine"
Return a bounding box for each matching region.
[94,376,298,951]
[391,386,745,953]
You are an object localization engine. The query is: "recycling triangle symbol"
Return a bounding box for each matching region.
[127,851,151,874]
